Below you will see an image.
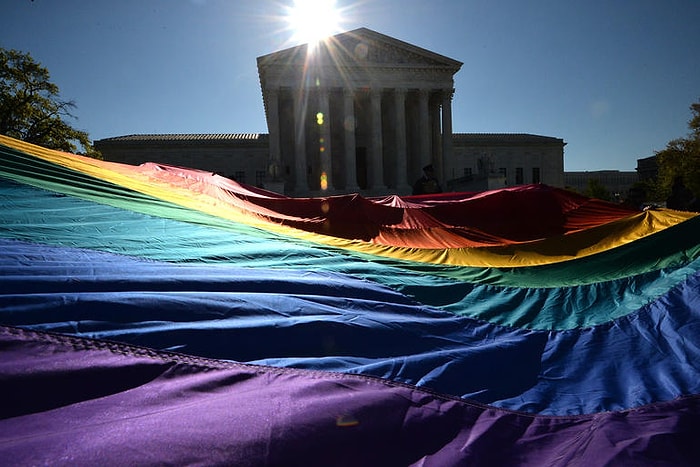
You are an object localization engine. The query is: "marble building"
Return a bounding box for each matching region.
[257,27,462,195]
[96,28,566,196]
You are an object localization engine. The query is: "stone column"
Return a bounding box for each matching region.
[369,88,385,191]
[441,89,455,185]
[418,89,431,169]
[266,89,281,170]
[265,88,285,194]
[393,88,410,193]
[317,87,332,192]
[431,97,442,178]
[343,88,359,192]
[293,89,307,193]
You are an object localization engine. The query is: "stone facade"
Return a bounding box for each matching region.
[95,28,567,196]
[448,133,565,192]
[95,134,270,186]
[257,28,462,196]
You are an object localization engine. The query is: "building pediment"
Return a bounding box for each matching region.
[336,28,462,69]
[257,27,462,79]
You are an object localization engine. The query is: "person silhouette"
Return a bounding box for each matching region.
[412,164,442,195]
[666,176,695,211]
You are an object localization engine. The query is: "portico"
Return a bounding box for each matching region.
[257,28,462,196]
[96,29,565,194]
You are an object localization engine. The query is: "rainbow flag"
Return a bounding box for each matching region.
[1,134,699,465]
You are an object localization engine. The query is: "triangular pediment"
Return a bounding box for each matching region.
[258,27,462,72]
[334,28,463,68]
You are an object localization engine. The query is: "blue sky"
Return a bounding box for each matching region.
[2,0,698,171]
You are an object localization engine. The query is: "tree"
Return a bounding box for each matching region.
[655,99,700,198]
[0,47,100,158]
[584,178,610,201]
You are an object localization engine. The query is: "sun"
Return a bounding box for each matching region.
[286,0,342,46]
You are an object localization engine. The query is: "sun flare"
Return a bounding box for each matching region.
[286,0,342,45]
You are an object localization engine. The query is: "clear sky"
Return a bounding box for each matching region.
[2,0,699,171]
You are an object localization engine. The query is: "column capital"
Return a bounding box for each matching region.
[442,88,455,101]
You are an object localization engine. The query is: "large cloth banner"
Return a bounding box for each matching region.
[1,134,699,465]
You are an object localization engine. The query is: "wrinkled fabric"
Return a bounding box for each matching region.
[1,134,696,267]
[2,134,700,464]
[1,326,699,467]
[2,237,700,415]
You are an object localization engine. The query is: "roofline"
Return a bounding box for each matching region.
[257,27,463,69]
[351,27,463,68]
[95,133,268,145]
[95,132,565,146]
[95,133,268,142]
[453,133,567,145]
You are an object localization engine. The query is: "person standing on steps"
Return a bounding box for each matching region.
[412,164,442,195]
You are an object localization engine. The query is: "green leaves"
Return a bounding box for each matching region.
[655,99,700,198]
[0,48,100,158]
